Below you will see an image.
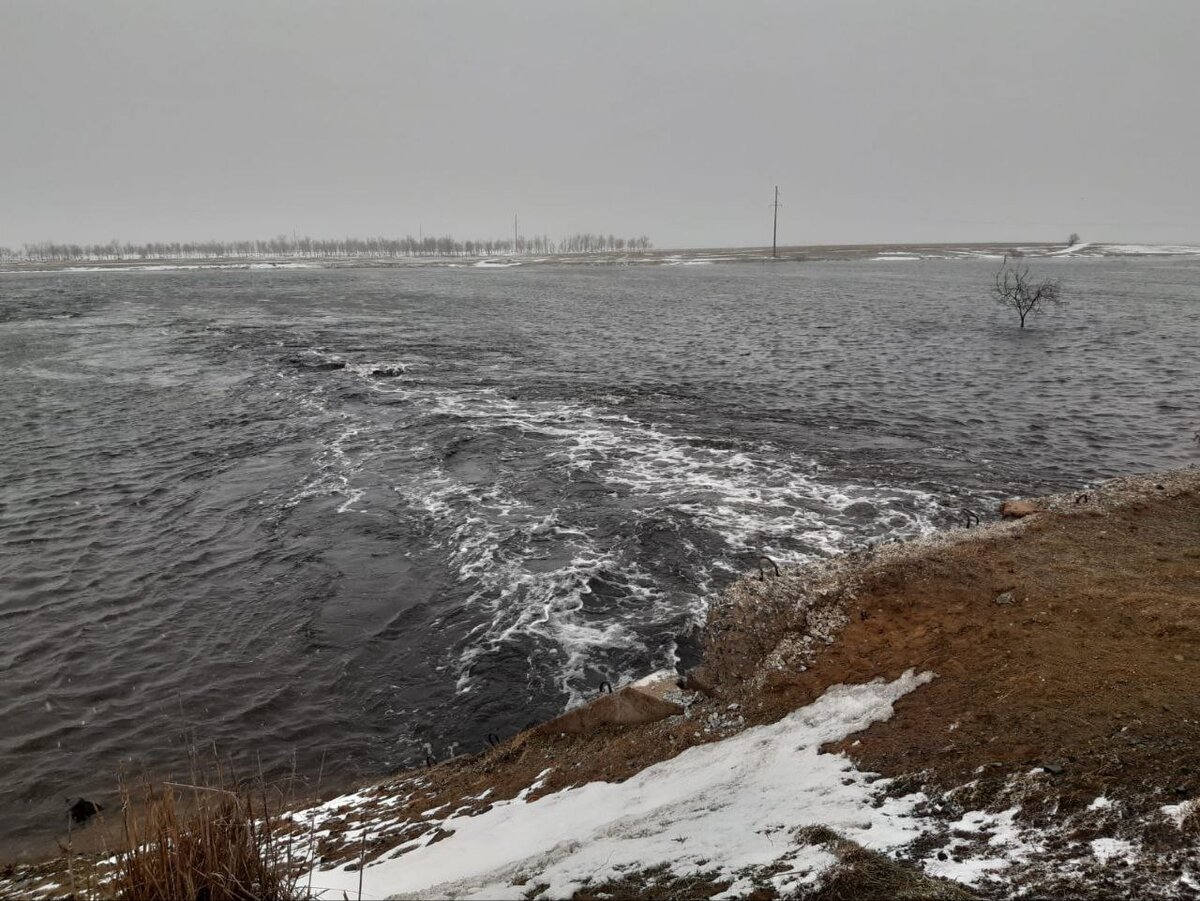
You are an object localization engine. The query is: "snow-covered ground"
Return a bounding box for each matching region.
[2,664,1194,898]
[1098,243,1200,255]
[299,671,936,900]
[1047,241,1094,255]
[288,659,1199,900]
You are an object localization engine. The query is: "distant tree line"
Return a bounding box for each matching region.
[1,232,652,263]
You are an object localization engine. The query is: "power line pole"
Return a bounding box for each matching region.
[772,186,781,258]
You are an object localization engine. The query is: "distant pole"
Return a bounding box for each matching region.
[772,186,780,258]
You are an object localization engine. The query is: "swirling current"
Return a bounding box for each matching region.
[1,259,1197,855]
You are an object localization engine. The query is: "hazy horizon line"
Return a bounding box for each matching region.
[5,235,1198,255]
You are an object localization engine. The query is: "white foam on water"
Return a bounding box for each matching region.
[329,366,943,702]
[342,360,408,379]
[288,419,373,514]
[391,463,669,704]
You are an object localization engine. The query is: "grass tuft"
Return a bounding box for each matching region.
[108,771,304,901]
[796,826,975,901]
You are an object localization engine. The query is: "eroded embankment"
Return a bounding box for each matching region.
[5,469,1199,899]
[706,468,1200,789]
[697,467,1200,896]
[280,469,1200,899]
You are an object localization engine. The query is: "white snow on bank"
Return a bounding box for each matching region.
[1045,242,1200,257]
[1091,837,1138,864]
[921,807,1033,886]
[473,259,522,268]
[659,255,735,265]
[1099,244,1200,256]
[1162,798,1199,828]
[303,670,934,900]
[54,262,318,272]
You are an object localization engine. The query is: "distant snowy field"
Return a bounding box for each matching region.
[5,241,1199,273]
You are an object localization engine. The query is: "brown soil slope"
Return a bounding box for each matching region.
[6,470,1197,899]
[287,468,1199,878]
[703,469,1200,810]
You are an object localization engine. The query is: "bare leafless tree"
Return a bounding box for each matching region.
[991,256,1064,329]
[1068,232,1081,246]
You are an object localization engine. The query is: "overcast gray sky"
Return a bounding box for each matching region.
[3,0,1197,249]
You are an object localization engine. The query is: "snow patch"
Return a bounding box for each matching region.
[302,670,935,900]
[1162,798,1198,828]
[920,807,1038,886]
[1048,242,1093,255]
[1091,837,1137,864]
[1099,244,1200,256]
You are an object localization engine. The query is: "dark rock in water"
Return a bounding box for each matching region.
[673,626,705,674]
[843,501,878,519]
[1041,762,1065,776]
[68,798,102,825]
[287,358,345,371]
[370,366,404,378]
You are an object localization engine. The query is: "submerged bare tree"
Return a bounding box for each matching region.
[991,256,1064,329]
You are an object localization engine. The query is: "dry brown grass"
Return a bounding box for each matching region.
[107,772,304,901]
[794,827,974,901]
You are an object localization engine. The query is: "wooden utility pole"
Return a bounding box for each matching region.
[772,186,781,258]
